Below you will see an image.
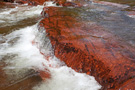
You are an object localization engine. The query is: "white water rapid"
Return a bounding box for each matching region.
[0,2,101,90]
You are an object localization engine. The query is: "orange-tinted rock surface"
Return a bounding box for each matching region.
[0,1,16,8]
[2,0,47,5]
[2,0,135,89]
[2,0,79,6]
[40,5,135,89]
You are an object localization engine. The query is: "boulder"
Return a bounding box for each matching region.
[39,5,135,89]
[1,0,78,6]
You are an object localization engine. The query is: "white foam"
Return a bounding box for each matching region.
[0,5,43,26]
[0,24,45,70]
[0,1,101,90]
[0,23,101,90]
[33,66,101,90]
[44,1,57,7]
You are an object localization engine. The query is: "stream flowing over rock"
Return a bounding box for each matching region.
[39,0,135,90]
[1,0,135,90]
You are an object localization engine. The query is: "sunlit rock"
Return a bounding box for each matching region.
[39,3,135,90]
[1,0,135,89]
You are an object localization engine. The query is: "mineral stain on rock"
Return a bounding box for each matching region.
[40,2,135,89]
[1,0,135,90]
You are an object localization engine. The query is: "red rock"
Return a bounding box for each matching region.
[0,1,16,8]
[15,0,66,5]
[2,0,46,5]
[2,0,79,6]
[14,0,40,5]
[0,1,7,5]
[39,70,51,80]
[62,2,80,7]
[40,6,135,89]
[26,0,48,5]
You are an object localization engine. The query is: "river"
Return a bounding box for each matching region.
[0,0,135,90]
[0,1,101,90]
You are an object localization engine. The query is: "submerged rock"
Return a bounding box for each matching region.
[39,2,135,90]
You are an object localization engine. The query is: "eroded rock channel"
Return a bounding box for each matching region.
[0,0,135,90]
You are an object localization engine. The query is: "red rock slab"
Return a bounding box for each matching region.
[28,0,79,6]
[1,0,39,5]
[2,0,47,5]
[2,0,79,6]
[24,0,48,5]
[39,70,51,80]
[0,1,16,8]
[14,0,41,5]
[40,6,135,89]
[15,0,63,5]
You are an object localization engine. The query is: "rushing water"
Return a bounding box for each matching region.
[0,2,101,90]
[0,0,135,89]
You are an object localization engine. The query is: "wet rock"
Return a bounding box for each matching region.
[15,0,39,5]
[39,70,51,80]
[62,2,80,7]
[40,5,135,90]
[0,1,16,8]
[14,0,63,5]
[3,0,14,3]
[2,0,79,6]
[1,0,45,5]
[22,0,47,5]
[27,0,79,6]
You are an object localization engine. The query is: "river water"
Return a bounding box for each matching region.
[0,2,101,90]
[0,0,135,90]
